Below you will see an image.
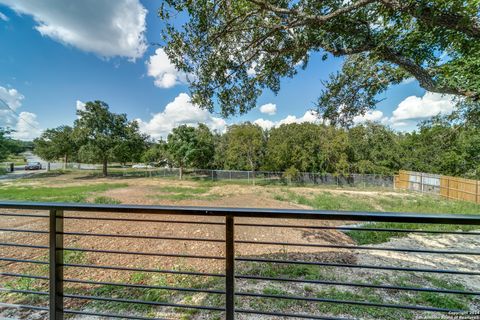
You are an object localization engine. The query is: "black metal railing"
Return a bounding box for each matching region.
[0,201,479,319]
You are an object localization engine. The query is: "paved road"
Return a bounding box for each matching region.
[13,152,49,171]
[1,152,47,181]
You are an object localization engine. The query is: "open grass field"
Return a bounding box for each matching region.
[0,170,479,319]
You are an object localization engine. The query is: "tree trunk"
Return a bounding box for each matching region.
[249,159,256,186]
[103,159,108,177]
[179,166,183,180]
[63,154,68,170]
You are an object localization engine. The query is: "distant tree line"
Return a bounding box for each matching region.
[0,128,33,162]
[31,100,480,179]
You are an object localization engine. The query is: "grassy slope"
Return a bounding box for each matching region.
[274,190,480,244]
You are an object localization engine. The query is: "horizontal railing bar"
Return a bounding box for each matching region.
[61,247,225,260]
[63,263,225,277]
[0,288,49,296]
[64,278,225,294]
[63,309,169,320]
[0,243,48,249]
[236,258,480,275]
[2,224,476,237]
[236,292,460,312]
[0,302,48,311]
[236,274,480,295]
[236,308,351,320]
[0,272,49,280]
[235,223,480,235]
[0,228,48,234]
[62,218,480,235]
[1,201,479,224]
[60,231,224,243]
[64,216,224,225]
[0,257,48,265]
[0,213,49,218]
[235,240,480,255]
[63,293,225,311]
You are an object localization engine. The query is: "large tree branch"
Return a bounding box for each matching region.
[324,42,477,98]
[380,0,480,38]
[248,0,480,38]
[246,0,375,23]
[378,48,477,98]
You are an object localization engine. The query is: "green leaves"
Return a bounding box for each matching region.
[167,124,215,174]
[223,123,265,171]
[160,0,480,122]
[33,126,76,163]
[73,101,147,175]
[0,128,12,162]
[264,123,349,175]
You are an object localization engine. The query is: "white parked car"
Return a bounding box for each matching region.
[132,164,154,169]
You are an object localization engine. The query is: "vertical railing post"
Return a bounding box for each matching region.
[225,214,235,320]
[49,209,64,320]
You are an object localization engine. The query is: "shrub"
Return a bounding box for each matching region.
[283,166,299,184]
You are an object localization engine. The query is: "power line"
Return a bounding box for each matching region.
[0,98,40,131]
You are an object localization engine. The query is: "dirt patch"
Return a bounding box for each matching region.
[291,186,409,198]
[1,175,478,319]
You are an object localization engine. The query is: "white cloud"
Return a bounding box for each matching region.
[400,78,415,85]
[0,11,8,21]
[146,48,188,88]
[363,92,457,131]
[76,100,86,112]
[278,111,320,126]
[75,100,86,119]
[0,86,24,127]
[259,103,277,115]
[137,93,227,140]
[353,110,385,124]
[0,86,41,140]
[0,0,147,59]
[246,64,257,76]
[253,119,275,130]
[0,86,23,111]
[391,92,456,122]
[254,110,320,130]
[12,111,41,140]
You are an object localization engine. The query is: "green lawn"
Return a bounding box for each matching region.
[0,183,128,203]
[5,155,26,166]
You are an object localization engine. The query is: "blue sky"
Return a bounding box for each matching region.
[0,0,456,140]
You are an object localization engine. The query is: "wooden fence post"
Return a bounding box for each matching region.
[446,176,449,199]
[475,181,480,203]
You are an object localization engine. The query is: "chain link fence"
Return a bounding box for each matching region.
[120,167,393,188]
[3,160,395,188]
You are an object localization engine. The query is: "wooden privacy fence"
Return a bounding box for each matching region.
[395,170,480,204]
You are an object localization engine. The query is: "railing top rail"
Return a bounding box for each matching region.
[0,201,479,225]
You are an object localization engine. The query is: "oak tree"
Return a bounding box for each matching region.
[74,101,146,176]
[33,126,76,169]
[160,0,479,125]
